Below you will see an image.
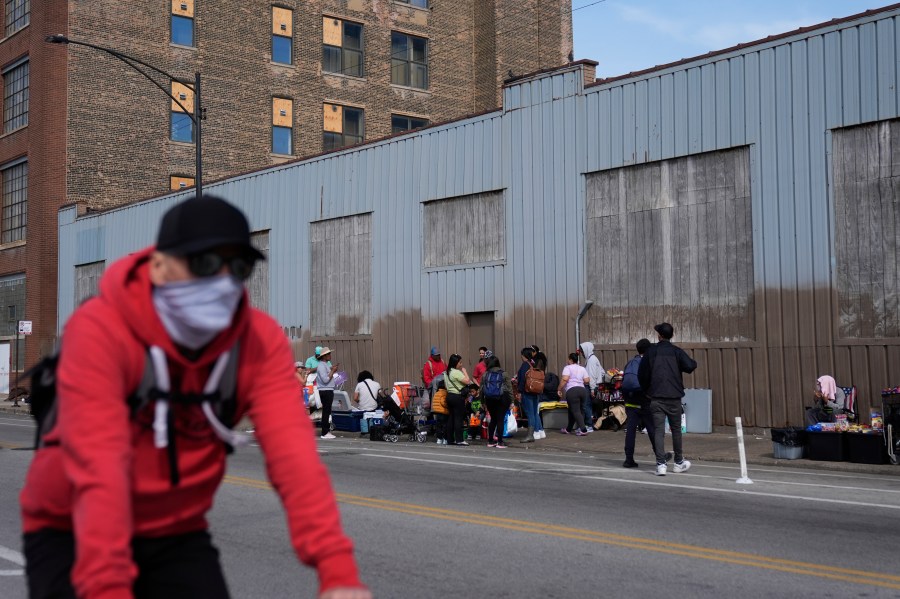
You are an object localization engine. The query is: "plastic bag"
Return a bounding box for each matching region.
[771,427,807,447]
[503,410,518,437]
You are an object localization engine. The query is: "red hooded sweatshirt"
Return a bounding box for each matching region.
[20,249,363,599]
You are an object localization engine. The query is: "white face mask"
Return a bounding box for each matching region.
[152,274,244,350]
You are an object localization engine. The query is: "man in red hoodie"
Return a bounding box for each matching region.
[20,196,370,599]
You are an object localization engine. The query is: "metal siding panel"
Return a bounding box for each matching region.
[610,86,623,167]
[701,63,717,151]
[877,18,897,119]
[824,31,844,129]
[623,83,636,165]
[648,77,662,161]
[715,60,730,149]
[859,22,878,123]
[635,80,649,164]
[598,90,612,169]
[585,93,599,171]
[660,74,675,159]
[688,67,702,154]
[673,70,688,156]
[729,56,746,145]
[842,26,861,125]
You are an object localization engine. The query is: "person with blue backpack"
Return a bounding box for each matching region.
[621,338,668,468]
[477,355,514,448]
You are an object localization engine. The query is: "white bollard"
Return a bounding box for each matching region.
[735,417,754,485]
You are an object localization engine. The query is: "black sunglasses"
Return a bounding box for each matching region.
[187,251,256,281]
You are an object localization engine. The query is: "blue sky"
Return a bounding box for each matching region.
[572,0,897,78]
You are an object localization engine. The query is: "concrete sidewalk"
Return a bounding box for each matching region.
[5,400,898,476]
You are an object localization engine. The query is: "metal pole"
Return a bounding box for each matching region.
[11,326,18,407]
[194,71,202,198]
[734,416,754,484]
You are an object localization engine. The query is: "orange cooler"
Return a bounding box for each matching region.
[393,382,411,408]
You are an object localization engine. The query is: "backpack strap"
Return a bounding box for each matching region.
[134,344,246,487]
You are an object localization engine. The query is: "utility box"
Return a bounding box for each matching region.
[682,389,713,433]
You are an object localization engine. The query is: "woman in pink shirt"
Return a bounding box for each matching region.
[558,352,591,435]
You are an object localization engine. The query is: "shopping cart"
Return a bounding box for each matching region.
[882,391,900,464]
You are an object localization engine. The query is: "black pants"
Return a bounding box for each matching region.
[24,528,230,599]
[624,404,657,460]
[319,389,334,436]
[445,392,466,444]
[565,387,587,432]
[485,395,512,442]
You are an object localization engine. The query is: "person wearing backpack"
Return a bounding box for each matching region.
[422,346,446,391]
[558,353,591,435]
[621,339,667,468]
[477,355,514,448]
[516,347,545,442]
[19,196,369,599]
[577,341,605,431]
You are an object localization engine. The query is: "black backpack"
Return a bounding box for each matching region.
[27,343,242,487]
[543,372,560,396]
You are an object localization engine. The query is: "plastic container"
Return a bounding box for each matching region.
[393,382,411,408]
[807,432,846,461]
[846,432,887,464]
[331,411,363,432]
[772,441,804,459]
[771,427,807,447]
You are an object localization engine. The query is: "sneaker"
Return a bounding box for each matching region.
[623,459,639,468]
[585,426,595,432]
[320,433,336,439]
[487,442,498,448]
[673,460,692,473]
[656,464,667,476]
[560,428,570,435]
[496,443,508,448]
[457,441,469,446]
[436,439,443,444]
[537,430,546,439]
[575,430,587,436]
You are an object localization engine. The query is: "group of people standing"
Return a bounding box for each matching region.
[419,321,698,476]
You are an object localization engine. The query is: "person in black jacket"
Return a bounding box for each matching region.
[638,322,697,476]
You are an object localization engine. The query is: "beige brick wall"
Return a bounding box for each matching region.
[64,0,573,208]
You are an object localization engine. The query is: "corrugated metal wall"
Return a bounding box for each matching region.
[57,7,900,427]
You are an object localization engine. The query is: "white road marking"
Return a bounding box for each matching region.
[358,451,900,511]
[0,544,24,566]
[0,570,24,576]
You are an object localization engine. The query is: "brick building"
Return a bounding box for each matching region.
[0,0,572,384]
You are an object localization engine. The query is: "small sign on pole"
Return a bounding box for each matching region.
[18,320,32,335]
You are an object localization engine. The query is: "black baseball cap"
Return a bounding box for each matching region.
[155,195,266,261]
[654,322,674,339]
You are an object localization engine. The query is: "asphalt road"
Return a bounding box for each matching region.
[2,414,900,598]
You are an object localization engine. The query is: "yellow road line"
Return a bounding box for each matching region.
[223,474,900,590]
[0,441,23,449]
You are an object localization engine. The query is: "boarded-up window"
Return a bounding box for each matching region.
[834,120,900,338]
[248,231,269,311]
[75,261,104,307]
[585,147,754,344]
[423,191,504,269]
[310,213,371,336]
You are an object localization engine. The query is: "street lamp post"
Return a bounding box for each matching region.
[46,34,205,197]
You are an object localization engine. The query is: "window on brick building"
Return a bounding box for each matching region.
[169,175,195,190]
[4,0,29,36]
[272,7,292,64]
[170,81,194,143]
[395,0,428,7]
[323,103,363,151]
[272,97,293,155]
[3,58,28,133]
[322,17,363,78]
[391,114,428,134]
[391,31,427,89]
[170,0,194,47]
[1,159,27,244]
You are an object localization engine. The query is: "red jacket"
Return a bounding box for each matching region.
[20,249,363,599]
[422,355,446,387]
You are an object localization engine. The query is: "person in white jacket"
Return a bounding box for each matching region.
[578,342,605,430]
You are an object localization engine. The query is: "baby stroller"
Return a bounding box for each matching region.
[378,390,427,443]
